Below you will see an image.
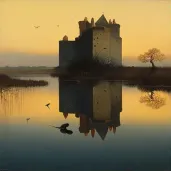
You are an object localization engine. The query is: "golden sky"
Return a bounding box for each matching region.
[0,0,170,58]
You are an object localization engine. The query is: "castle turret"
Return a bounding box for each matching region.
[108,126,112,131]
[91,18,95,27]
[109,19,112,24]
[63,112,68,119]
[84,17,88,21]
[113,126,116,133]
[63,35,68,41]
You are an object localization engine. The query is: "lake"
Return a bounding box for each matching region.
[0,76,171,171]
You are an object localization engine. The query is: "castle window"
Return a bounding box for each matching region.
[94,45,96,47]
[96,37,98,39]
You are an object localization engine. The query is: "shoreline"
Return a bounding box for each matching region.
[0,74,48,88]
[52,66,171,80]
[1,66,171,86]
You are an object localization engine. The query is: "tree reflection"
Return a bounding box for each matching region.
[139,90,167,109]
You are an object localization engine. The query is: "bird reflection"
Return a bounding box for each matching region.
[49,123,73,135]
[45,103,50,109]
[60,129,73,135]
[34,26,40,29]
[26,118,30,124]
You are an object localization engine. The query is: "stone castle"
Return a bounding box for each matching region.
[59,14,122,68]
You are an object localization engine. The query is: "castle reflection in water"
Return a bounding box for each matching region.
[59,79,122,140]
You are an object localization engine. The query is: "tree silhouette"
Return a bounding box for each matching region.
[139,90,167,109]
[138,48,165,68]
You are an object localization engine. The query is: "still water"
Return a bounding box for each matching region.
[0,76,171,171]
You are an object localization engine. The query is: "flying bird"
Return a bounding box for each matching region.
[34,26,40,29]
[45,103,50,109]
[57,25,59,27]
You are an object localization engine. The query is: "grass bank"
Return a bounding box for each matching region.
[0,74,48,87]
[51,65,171,85]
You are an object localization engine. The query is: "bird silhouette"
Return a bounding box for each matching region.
[45,103,50,109]
[34,26,40,29]
[49,123,69,129]
[57,25,59,27]
[49,123,73,135]
[26,118,30,123]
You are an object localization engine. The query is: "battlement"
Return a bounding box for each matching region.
[78,15,120,38]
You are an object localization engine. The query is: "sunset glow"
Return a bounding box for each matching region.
[0,0,170,58]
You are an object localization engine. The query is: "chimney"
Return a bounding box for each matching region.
[109,19,112,24]
[91,18,95,27]
[112,19,116,24]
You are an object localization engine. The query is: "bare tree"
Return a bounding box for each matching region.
[138,48,165,68]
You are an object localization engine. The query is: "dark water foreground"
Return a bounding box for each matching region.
[0,76,171,171]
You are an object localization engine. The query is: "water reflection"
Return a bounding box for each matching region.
[59,79,122,140]
[0,77,171,171]
[49,123,73,135]
[139,90,167,109]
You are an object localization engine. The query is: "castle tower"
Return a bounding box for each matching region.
[78,17,91,36]
[109,19,112,24]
